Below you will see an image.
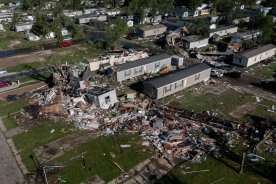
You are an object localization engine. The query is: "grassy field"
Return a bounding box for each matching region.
[164,87,276,123]
[0,30,53,50]
[156,157,272,184]
[7,43,100,73]
[50,134,152,184]
[164,88,254,120]
[0,98,28,129]
[248,61,276,79]
[13,121,75,170]
[0,31,24,50]
[0,98,27,116]
[244,98,276,122]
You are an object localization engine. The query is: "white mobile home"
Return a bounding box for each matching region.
[0,12,13,23]
[137,24,167,38]
[116,54,174,82]
[78,13,107,24]
[233,44,276,67]
[15,22,33,32]
[209,26,238,38]
[143,63,211,99]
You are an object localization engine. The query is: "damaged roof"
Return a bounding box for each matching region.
[183,35,208,42]
[239,44,276,58]
[117,54,171,71]
[144,63,210,88]
[87,86,114,96]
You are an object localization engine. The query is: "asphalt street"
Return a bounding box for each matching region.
[0,119,24,184]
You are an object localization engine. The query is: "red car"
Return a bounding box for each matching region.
[0,82,9,88]
[59,40,72,48]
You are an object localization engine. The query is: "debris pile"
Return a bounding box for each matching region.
[31,64,118,130]
[26,63,275,165]
[30,65,223,163]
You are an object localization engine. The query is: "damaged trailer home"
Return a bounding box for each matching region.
[142,63,211,99]
[85,87,118,109]
[116,54,183,82]
[233,44,276,67]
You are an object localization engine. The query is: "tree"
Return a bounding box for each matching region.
[106,18,128,47]
[52,17,63,44]
[128,0,174,20]
[187,0,203,10]
[72,0,81,10]
[213,0,234,23]
[22,0,32,10]
[11,12,19,30]
[255,15,273,43]
[31,12,50,36]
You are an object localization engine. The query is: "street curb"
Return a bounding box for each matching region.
[0,117,28,175]
[7,138,28,174]
[0,117,7,132]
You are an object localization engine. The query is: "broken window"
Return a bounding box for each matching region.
[124,69,131,77]
[105,96,111,104]
[195,73,200,80]
[155,62,160,69]
[175,80,183,89]
[164,84,172,94]
[134,66,143,74]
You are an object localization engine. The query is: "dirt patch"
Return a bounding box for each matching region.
[0,82,47,100]
[230,102,256,119]
[0,50,54,68]
[8,40,21,48]
[34,131,99,161]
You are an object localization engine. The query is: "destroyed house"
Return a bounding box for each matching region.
[116,54,172,82]
[142,63,211,99]
[86,87,118,109]
[233,44,276,67]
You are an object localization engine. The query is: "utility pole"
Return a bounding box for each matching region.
[239,152,246,174]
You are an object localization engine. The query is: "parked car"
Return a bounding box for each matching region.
[0,81,9,88]
[59,40,72,48]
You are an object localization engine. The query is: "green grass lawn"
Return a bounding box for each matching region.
[7,43,100,73]
[13,121,75,171]
[0,99,27,116]
[0,30,55,50]
[248,62,276,79]
[0,31,24,50]
[164,87,276,123]
[164,89,254,120]
[0,99,28,130]
[51,134,152,184]
[156,157,272,184]
[251,99,276,122]
[2,116,17,129]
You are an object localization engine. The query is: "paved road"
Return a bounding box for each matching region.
[0,119,24,184]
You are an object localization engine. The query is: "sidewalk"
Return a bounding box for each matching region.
[0,117,25,184]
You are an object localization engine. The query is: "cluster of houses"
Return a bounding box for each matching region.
[96,52,211,100]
